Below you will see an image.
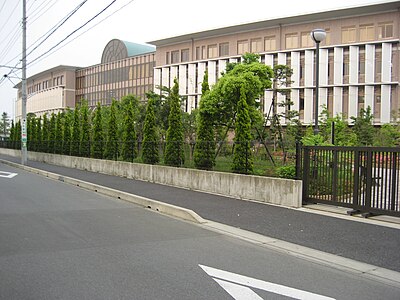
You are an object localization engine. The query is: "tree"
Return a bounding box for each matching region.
[63,109,72,155]
[121,99,137,162]
[71,105,81,156]
[91,102,104,159]
[164,78,185,167]
[48,113,56,153]
[104,99,119,160]
[55,112,63,154]
[35,116,42,152]
[232,87,253,174]
[141,93,159,164]
[42,114,49,153]
[194,71,216,170]
[80,101,91,157]
[1,112,10,136]
[351,106,374,146]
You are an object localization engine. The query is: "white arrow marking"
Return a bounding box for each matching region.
[0,171,18,178]
[199,264,335,300]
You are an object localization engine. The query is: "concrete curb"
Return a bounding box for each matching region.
[202,221,400,288]
[0,159,206,224]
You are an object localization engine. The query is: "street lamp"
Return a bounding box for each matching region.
[310,29,326,135]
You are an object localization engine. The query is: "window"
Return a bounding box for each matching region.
[264,36,276,51]
[378,22,393,39]
[166,52,170,64]
[196,47,201,60]
[208,44,217,58]
[342,26,356,43]
[219,42,229,56]
[250,38,262,53]
[181,49,189,62]
[324,29,331,45]
[202,46,206,60]
[360,24,374,41]
[301,32,313,47]
[171,50,179,64]
[237,40,249,54]
[285,33,298,49]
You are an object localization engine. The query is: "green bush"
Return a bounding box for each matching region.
[276,164,296,179]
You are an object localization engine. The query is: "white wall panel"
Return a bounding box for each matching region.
[381,85,391,123]
[291,89,300,120]
[265,55,274,68]
[334,47,343,84]
[208,61,217,86]
[381,43,392,83]
[153,68,161,93]
[320,49,329,86]
[349,46,359,84]
[365,85,374,112]
[333,87,343,117]
[218,60,227,78]
[188,64,196,94]
[291,52,300,87]
[170,66,178,87]
[197,63,206,95]
[365,44,375,84]
[305,50,314,87]
[348,86,358,120]
[161,67,170,91]
[178,65,187,95]
[304,88,313,124]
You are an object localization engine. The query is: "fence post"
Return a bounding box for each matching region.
[302,146,310,204]
[390,152,397,211]
[353,149,361,208]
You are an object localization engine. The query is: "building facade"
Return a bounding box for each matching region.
[75,39,156,107]
[15,39,156,119]
[149,1,400,124]
[15,65,78,119]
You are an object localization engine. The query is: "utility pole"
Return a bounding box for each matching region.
[21,0,27,165]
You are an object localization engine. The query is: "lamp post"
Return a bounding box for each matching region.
[310,29,326,135]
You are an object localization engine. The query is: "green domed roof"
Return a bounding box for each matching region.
[101,39,155,63]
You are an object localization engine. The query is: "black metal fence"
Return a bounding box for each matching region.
[300,145,400,217]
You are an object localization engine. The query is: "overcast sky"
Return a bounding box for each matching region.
[0,0,389,118]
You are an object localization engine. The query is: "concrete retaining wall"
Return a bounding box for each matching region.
[0,149,302,207]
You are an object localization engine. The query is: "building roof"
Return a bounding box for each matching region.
[14,65,80,88]
[101,39,155,63]
[148,1,400,46]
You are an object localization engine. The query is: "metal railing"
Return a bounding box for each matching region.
[300,145,400,217]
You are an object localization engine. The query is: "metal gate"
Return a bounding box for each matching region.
[300,146,400,217]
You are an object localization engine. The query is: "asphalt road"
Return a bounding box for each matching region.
[1,163,400,299]
[2,155,399,272]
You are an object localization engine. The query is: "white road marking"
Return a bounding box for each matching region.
[199,264,336,300]
[0,171,18,178]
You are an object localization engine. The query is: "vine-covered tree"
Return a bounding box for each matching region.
[194,72,216,170]
[141,93,159,164]
[91,102,104,159]
[232,87,253,174]
[80,101,91,157]
[71,104,81,156]
[104,99,119,160]
[164,78,185,167]
[121,99,137,162]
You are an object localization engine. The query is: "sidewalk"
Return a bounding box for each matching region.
[1,154,400,274]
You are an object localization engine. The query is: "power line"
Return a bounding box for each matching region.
[27,0,118,67]
[0,0,21,37]
[0,0,8,16]
[26,0,88,58]
[29,0,60,25]
[29,0,136,68]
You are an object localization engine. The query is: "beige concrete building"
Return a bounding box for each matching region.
[75,39,156,107]
[149,1,400,124]
[15,65,78,119]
